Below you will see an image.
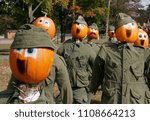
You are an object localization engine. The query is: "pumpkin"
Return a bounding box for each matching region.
[33,16,56,39]
[71,23,88,39]
[87,27,99,39]
[9,48,54,84]
[134,29,149,48]
[115,22,138,43]
[143,27,149,34]
[108,30,116,38]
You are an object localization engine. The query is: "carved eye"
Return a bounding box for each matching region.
[44,20,50,27]
[144,35,147,38]
[38,18,44,24]
[24,48,37,59]
[129,22,136,28]
[139,34,142,38]
[124,22,136,29]
[79,23,85,28]
[131,22,134,26]
[14,48,23,55]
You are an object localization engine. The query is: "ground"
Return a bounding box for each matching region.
[0,57,11,92]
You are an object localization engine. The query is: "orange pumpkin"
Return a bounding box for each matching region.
[108,30,116,38]
[87,27,99,39]
[134,29,149,48]
[115,22,138,43]
[9,48,54,84]
[33,16,56,39]
[143,27,149,34]
[71,23,88,39]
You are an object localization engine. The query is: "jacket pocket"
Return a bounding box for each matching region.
[76,56,87,68]
[103,87,116,97]
[145,91,150,104]
[105,60,118,79]
[130,89,141,104]
[76,69,89,87]
[130,63,143,80]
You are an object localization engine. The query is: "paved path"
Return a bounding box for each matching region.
[0,38,13,44]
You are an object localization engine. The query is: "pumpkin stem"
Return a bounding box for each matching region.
[41,11,47,17]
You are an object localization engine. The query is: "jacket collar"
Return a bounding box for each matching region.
[118,41,135,50]
[73,39,83,47]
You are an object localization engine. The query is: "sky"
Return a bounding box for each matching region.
[140,0,150,9]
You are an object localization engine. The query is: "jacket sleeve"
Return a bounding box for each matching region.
[0,74,20,103]
[55,56,73,104]
[90,46,105,94]
[144,48,150,83]
[57,44,64,56]
[88,47,97,69]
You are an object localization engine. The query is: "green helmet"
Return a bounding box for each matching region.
[89,23,99,30]
[11,24,56,50]
[75,15,87,25]
[115,13,135,30]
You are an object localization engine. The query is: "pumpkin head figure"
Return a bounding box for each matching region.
[71,16,88,39]
[115,13,138,43]
[9,24,56,84]
[134,29,149,48]
[87,23,99,39]
[33,16,56,39]
[108,25,116,38]
[10,48,54,84]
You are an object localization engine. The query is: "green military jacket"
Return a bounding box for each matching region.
[85,41,100,55]
[109,37,118,43]
[0,53,73,104]
[90,42,150,104]
[57,39,96,88]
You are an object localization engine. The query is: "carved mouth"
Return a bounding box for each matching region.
[140,40,145,45]
[90,32,96,36]
[76,28,80,34]
[126,30,132,37]
[91,32,96,35]
[111,32,114,36]
[17,59,25,74]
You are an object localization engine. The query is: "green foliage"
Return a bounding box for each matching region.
[0,0,148,35]
[41,0,53,15]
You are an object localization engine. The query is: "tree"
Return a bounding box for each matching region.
[67,0,108,34]
[109,0,146,25]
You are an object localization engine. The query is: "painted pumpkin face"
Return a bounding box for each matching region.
[108,30,116,38]
[9,48,54,84]
[115,22,138,43]
[71,23,88,39]
[33,16,56,39]
[134,29,149,48]
[87,27,99,39]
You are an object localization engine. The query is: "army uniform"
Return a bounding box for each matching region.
[84,23,100,92]
[90,13,150,104]
[0,53,73,104]
[57,39,96,104]
[84,23,100,54]
[85,40,100,54]
[0,24,73,104]
[109,37,118,43]
[90,42,150,104]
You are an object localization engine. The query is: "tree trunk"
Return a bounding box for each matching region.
[105,0,111,40]
[28,2,43,23]
[28,4,33,23]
